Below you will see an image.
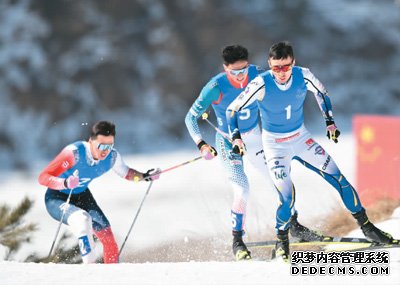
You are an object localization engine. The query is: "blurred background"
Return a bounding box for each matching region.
[1,0,400,171]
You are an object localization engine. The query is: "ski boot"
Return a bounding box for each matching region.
[232,231,251,261]
[352,208,395,244]
[275,229,290,262]
[290,212,331,242]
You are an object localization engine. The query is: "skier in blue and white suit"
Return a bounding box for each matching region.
[227,41,397,261]
[185,45,264,261]
[185,45,319,261]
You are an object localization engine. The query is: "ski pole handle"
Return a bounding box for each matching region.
[65,169,79,204]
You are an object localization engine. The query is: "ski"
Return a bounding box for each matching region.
[248,236,368,248]
[247,237,400,252]
[246,238,400,263]
[333,242,400,252]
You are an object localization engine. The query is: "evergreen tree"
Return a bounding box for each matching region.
[0,196,37,260]
[0,196,103,263]
[0,196,82,263]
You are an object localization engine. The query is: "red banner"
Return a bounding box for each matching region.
[354,115,400,206]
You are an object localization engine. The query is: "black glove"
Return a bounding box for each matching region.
[326,120,341,143]
[143,168,161,181]
[231,133,246,156]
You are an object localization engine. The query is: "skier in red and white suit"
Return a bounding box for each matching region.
[39,121,161,263]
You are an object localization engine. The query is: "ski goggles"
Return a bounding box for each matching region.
[97,143,114,151]
[228,66,249,76]
[270,62,293,73]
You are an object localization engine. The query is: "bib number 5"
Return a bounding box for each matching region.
[239,109,250,120]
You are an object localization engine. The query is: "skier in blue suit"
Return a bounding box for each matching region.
[227,41,397,261]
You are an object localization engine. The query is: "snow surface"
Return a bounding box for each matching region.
[0,133,399,285]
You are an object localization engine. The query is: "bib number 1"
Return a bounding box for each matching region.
[285,105,292,120]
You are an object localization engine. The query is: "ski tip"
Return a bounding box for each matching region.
[322,236,334,242]
[271,248,276,260]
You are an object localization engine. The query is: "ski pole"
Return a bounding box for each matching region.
[131,156,202,182]
[119,156,203,256]
[160,156,203,174]
[201,113,232,142]
[48,170,79,259]
[119,180,154,257]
